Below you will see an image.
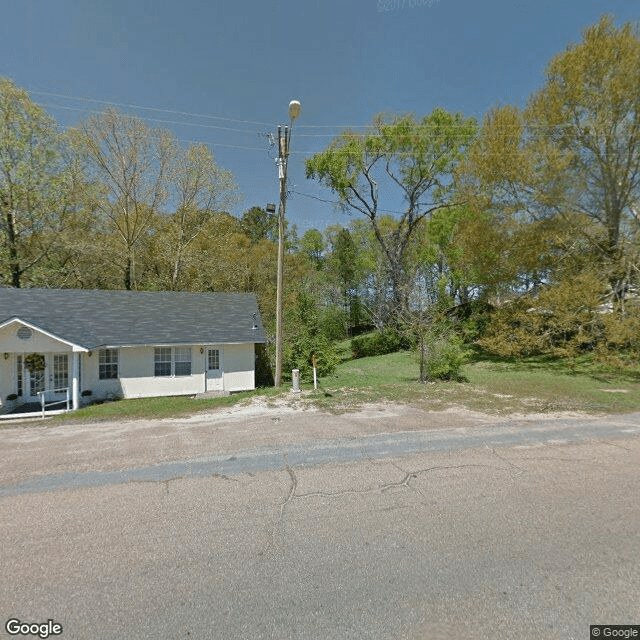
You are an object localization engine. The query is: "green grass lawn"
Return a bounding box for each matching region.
[16,349,640,425]
[308,350,640,414]
[42,386,282,424]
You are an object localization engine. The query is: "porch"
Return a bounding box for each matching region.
[1,349,81,417]
[0,394,72,420]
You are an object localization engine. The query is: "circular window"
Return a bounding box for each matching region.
[17,326,33,340]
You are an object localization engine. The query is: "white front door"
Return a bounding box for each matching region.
[206,347,223,391]
[23,354,70,402]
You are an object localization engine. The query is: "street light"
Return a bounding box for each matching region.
[274,99,301,387]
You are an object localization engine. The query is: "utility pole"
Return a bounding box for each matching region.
[274,100,301,387]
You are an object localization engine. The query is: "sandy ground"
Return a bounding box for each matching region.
[0,394,622,486]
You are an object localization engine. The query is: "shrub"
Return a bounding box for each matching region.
[418,333,470,381]
[351,330,405,358]
[284,333,341,381]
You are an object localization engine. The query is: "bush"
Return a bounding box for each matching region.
[284,333,341,381]
[351,330,405,358]
[418,333,470,381]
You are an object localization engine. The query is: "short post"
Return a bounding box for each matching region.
[40,392,45,419]
[311,353,318,390]
[292,369,300,393]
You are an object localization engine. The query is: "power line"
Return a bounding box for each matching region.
[291,190,411,216]
[31,88,638,139]
[31,88,377,130]
[31,90,274,127]
[39,102,264,136]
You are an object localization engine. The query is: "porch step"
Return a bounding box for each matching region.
[194,390,230,399]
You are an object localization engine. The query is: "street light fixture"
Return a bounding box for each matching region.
[274,99,301,387]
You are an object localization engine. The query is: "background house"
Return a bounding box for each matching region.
[0,289,265,414]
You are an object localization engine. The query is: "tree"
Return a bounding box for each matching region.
[529,16,640,299]
[463,16,640,304]
[239,206,277,244]
[327,226,361,326]
[306,110,477,324]
[300,228,325,269]
[163,143,238,289]
[0,78,85,287]
[74,109,174,290]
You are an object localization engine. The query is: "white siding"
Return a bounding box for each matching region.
[85,346,207,400]
[222,343,255,391]
[0,322,80,353]
[1,341,258,405]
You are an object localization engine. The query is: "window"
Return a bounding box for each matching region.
[16,355,22,397]
[208,349,220,371]
[53,354,69,390]
[99,349,119,380]
[174,347,192,376]
[154,348,172,377]
[154,347,192,377]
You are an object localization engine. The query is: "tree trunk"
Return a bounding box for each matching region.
[125,253,135,291]
[6,211,21,288]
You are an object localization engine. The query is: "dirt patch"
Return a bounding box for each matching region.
[0,398,617,487]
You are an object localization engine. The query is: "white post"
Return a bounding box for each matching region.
[40,392,45,419]
[71,352,80,410]
[313,366,317,390]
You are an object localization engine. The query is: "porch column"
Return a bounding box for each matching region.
[72,352,80,410]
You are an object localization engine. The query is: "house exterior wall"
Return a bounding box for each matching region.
[83,343,256,401]
[222,343,255,391]
[0,338,257,408]
[83,346,205,400]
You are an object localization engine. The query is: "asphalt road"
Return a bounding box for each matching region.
[1,409,640,639]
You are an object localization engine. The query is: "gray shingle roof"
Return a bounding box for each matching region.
[0,289,265,349]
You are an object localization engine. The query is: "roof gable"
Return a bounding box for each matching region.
[0,317,88,352]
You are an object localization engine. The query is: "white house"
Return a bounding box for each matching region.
[0,288,265,415]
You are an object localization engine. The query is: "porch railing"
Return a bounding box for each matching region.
[37,388,70,418]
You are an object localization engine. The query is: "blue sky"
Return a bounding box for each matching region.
[1,0,637,234]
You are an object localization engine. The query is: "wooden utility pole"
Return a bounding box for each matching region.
[273,100,301,387]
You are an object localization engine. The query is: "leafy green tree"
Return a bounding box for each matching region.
[283,288,340,380]
[463,16,640,304]
[300,228,325,269]
[326,226,361,324]
[239,206,277,244]
[306,110,477,324]
[527,16,640,300]
[0,78,86,287]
